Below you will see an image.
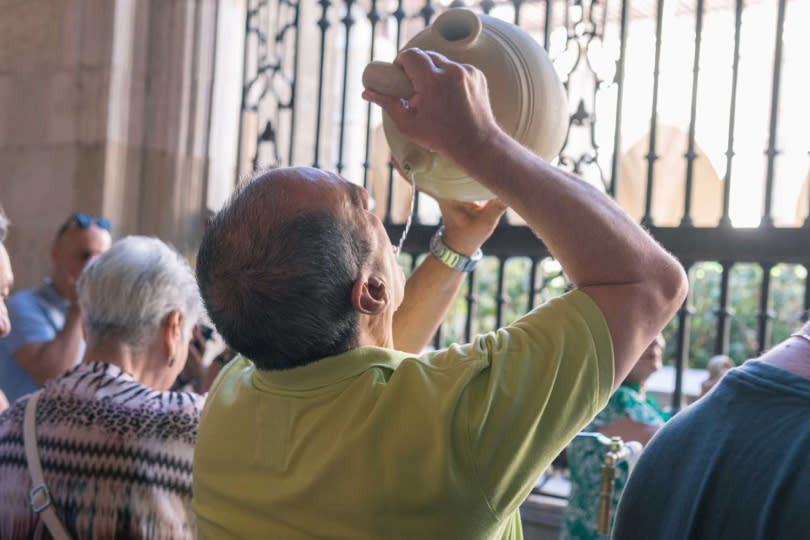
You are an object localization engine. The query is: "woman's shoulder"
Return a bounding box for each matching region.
[41,364,205,444]
[148,390,206,415]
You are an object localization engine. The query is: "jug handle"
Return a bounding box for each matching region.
[362,62,414,99]
[363,62,432,174]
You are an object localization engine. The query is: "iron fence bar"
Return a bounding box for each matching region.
[681,0,705,228]
[804,264,810,323]
[268,1,287,168]
[543,0,552,50]
[286,1,301,165]
[362,0,381,189]
[465,271,478,342]
[720,0,744,228]
[756,263,774,354]
[806,150,810,228]
[608,0,629,198]
[671,260,694,413]
[419,0,434,23]
[761,0,786,228]
[564,0,570,34]
[528,257,539,312]
[313,0,331,168]
[250,4,272,172]
[385,0,406,224]
[642,0,665,228]
[235,2,256,183]
[581,1,606,192]
[410,1,436,226]
[495,257,507,329]
[388,223,810,263]
[513,0,523,25]
[336,0,355,175]
[714,262,732,355]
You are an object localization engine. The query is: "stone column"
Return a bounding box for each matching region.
[0,0,242,288]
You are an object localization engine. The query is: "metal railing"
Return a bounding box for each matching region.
[236,0,810,411]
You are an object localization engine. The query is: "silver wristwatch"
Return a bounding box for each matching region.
[429,226,483,273]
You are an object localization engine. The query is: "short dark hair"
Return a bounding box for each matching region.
[196,175,370,370]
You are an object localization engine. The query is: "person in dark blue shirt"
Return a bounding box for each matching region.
[613,325,810,540]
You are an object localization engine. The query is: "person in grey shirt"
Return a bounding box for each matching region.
[0,213,111,402]
[613,324,810,540]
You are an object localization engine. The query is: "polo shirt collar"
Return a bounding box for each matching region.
[252,346,413,392]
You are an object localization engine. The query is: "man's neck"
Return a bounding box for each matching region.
[49,276,72,303]
[82,343,171,391]
[355,313,395,350]
[761,326,810,380]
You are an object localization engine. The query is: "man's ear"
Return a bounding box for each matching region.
[163,310,184,357]
[351,272,389,315]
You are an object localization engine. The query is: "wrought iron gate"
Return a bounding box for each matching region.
[236,0,810,410]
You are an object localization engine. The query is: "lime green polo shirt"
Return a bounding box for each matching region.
[193,290,613,539]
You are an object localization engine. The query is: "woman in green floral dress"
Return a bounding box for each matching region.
[561,334,669,539]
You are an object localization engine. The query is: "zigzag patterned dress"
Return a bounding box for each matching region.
[0,361,204,539]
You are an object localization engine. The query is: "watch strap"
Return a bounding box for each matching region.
[429,226,482,273]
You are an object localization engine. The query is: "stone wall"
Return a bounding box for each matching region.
[0,0,244,289]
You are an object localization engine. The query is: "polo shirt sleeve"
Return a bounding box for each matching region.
[2,292,57,356]
[459,289,614,518]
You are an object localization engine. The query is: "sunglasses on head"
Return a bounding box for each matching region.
[58,213,112,237]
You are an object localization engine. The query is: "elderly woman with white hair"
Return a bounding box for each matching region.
[0,236,204,539]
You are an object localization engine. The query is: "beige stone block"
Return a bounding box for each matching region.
[0,75,13,145]
[0,0,59,72]
[77,68,112,144]
[0,145,82,288]
[73,143,107,215]
[101,141,143,236]
[0,69,110,146]
[137,148,206,254]
[77,0,116,68]
[106,68,146,145]
[0,0,111,73]
[109,0,152,76]
[59,0,85,69]
[3,72,50,145]
[46,71,81,144]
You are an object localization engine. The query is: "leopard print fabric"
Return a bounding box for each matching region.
[0,361,204,539]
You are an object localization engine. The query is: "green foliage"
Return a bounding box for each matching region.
[401,253,807,369]
[663,262,807,368]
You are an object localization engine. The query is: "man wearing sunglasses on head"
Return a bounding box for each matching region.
[0,213,111,403]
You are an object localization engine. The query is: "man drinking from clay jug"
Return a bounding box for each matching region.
[192,48,687,539]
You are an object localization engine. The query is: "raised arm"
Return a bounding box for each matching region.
[364,49,687,389]
[393,198,505,353]
[14,303,84,385]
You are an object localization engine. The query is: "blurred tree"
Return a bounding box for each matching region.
[401,253,807,370]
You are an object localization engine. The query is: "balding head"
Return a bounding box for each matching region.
[50,215,112,302]
[196,168,371,370]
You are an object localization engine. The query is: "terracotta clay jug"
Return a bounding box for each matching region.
[362,8,569,201]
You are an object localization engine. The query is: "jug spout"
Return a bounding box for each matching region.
[431,9,482,49]
[401,145,433,175]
